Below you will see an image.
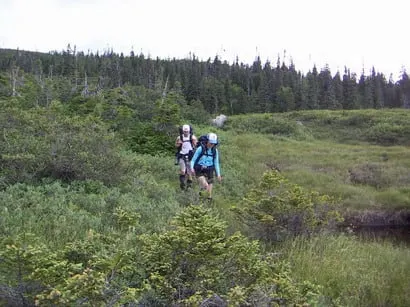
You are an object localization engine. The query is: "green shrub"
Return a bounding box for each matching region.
[232,170,343,241]
[180,99,212,125]
[0,182,105,245]
[125,122,175,155]
[0,234,82,305]
[65,95,102,116]
[0,106,125,186]
[137,205,322,306]
[365,122,410,145]
[0,233,138,306]
[124,92,181,156]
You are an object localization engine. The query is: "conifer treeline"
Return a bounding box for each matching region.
[1,46,409,113]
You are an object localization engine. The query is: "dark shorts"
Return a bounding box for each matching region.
[194,165,215,183]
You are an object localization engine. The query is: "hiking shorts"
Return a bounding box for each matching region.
[178,154,193,174]
[194,165,215,183]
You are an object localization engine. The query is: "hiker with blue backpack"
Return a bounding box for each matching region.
[190,132,222,201]
[175,124,198,190]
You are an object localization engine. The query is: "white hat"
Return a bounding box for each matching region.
[207,133,218,144]
[182,124,190,132]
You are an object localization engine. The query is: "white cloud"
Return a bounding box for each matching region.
[0,0,408,79]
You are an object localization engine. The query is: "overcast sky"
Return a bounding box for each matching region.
[0,0,408,80]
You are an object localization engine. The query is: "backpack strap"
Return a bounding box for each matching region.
[178,131,194,149]
[193,144,216,166]
[180,133,194,146]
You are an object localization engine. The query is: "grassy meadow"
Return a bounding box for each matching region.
[220,109,410,211]
[1,107,410,306]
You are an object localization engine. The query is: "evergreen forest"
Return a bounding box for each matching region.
[1,46,410,113]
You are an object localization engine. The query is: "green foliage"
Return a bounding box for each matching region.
[37,231,138,306]
[348,162,389,189]
[0,73,10,98]
[137,205,321,306]
[124,92,181,156]
[0,105,125,186]
[180,99,211,125]
[153,92,181,134]
[365,122,410,145]
[0,232,139,306]
[232,170,343,241]
[94,87,136,131]
[224,113,312,140]
[65,95,102,116]
[0,204,324,306]
[125,122,174,155]
[283,109,410,145]
[113,206,141,231]
[276,86,296,112]
[0,170,181,248]
[129,85,162,121]
[0,182,105,245]
[0,86,409,307]
[283,234,410,307]
[0,234,82,305]
[1,47,408,115]
[36,268,107,306]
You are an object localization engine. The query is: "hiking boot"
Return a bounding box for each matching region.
[187,180,192,189]
[180,182,186,190]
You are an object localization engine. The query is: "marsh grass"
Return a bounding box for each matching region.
[280,108,410,145]
[222,111,410,210]
[281,234,410,307]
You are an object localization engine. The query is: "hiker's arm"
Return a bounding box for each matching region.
[192,135,198,147]
[214,149,221,177]
[190,146,202,170]
[175,136,182,147]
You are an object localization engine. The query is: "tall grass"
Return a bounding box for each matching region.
[281,234,410,307]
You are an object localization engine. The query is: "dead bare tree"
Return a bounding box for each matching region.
[10,66,20,97]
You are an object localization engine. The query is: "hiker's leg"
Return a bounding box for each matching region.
[206,168,215,199]
[186,160,194,188]
[194,165,209,197]
[186,177,193,188]
[178,158,186,189]
[206,179,213,198]
[207,183,213,199]
[186,162,193,177]
[198,176,208,190]
[179,157,187,175]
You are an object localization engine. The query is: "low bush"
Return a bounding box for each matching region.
[232,170,343,242]
[137,205,322,306]
[0,106,125,186]
[365,122,410,145]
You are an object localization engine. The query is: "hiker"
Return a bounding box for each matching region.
[190,132,222,201]
[175,124,197,190]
